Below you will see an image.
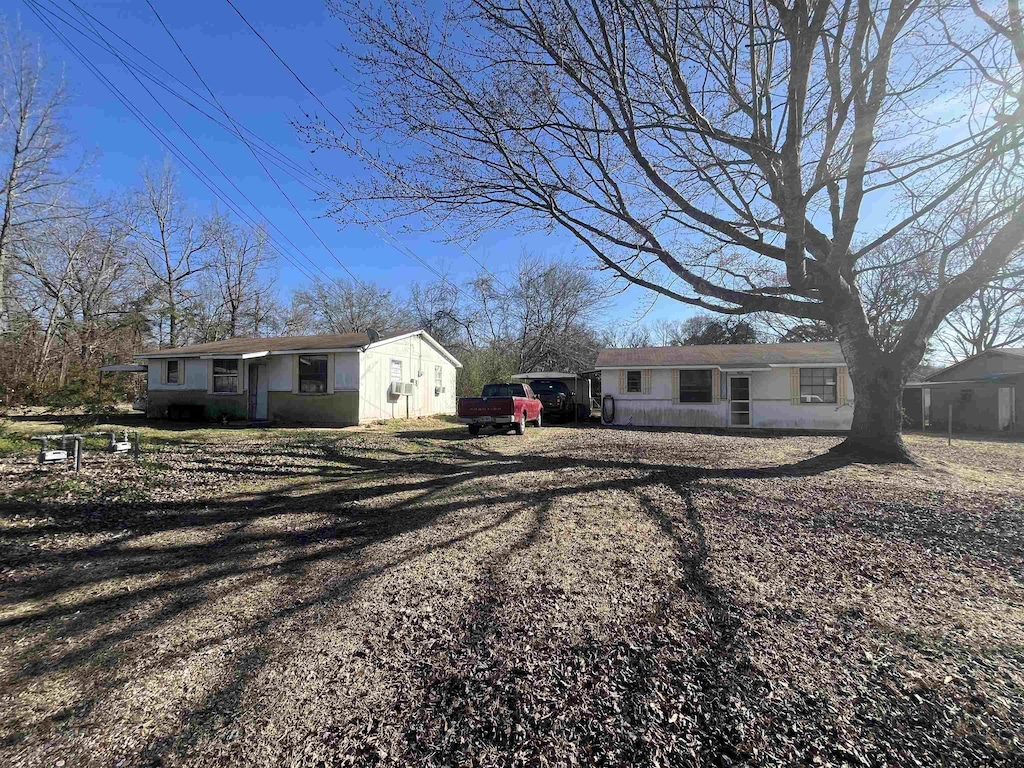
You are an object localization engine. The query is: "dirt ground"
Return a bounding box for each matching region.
[1,418,1022,766]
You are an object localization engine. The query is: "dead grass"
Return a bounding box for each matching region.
[0,420,1021,766]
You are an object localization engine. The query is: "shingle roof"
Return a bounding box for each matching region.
[135,332,376,357]
[924,347,1024,381]
[595,342,845,368]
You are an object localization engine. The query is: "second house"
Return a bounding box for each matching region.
[135,330,461,425]
[596,342,853,430]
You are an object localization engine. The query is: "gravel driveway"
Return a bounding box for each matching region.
[1,421,1022,766]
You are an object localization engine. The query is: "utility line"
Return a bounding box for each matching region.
[47,0,478,301]
[30,0,498,320]
[143,0,365,287]
[142,0,466,294]
[23,0,324,284]
[222,0,514,294]
[44,0,342,286]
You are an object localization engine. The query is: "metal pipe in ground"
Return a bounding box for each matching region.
[948,403,953,446]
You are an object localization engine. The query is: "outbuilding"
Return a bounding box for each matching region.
[134,330,461,425]
[596,342,853,430]
[905,348,1021,434]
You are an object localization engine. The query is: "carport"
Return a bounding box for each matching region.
[511,371,593,421]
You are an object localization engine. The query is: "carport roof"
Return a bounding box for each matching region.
[596,342,845,368]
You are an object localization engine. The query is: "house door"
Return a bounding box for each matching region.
[730,376,751,427]
[248,364,268,421]
[998,387,1015,430]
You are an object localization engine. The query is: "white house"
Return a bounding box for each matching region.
[134,330,461,425]
[596,342,853,430]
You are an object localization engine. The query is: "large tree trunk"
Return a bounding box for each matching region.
[834,310,924,464]
[842,356,912,462]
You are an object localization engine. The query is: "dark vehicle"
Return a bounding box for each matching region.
[529,379,577,422]
[457,383,543,435]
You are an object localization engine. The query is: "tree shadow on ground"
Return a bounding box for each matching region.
[0,428,1018,765]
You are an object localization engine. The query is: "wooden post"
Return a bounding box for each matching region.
[948,403,953,446]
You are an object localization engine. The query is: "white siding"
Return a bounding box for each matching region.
[266,355,293,391]
[358,333,458,423]
[335,352,359,391]
[147,358,208,391]
[599,366,854,430]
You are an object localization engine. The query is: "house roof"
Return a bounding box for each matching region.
[135,332,375,358]
[925,347,1024,382]
[134,329,463,368]
[596,342,845,368]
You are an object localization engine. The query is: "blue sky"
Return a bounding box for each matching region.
[14,0,683,331]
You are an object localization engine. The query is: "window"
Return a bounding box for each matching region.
[299,355,328,394]
[531,380,571,395]
[213,359,239,393]
[165,359,179,385]
[800,367,837,403]
[434,365,443,394]
[390,359,403,383]
[626,370,642,393]
[679,369,713,402]
[481,383,527,398]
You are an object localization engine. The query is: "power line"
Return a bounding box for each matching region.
[44,0,478,301]
[29,0,496,321]
[23,0,324,284]
[135,0,483,305]
[47,0,344,287]
[142,0,460,294]
[221,0,514,294]
[142,0,366,287]
[41,0,343,206]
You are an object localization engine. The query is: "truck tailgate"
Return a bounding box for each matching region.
[457,397,515,417]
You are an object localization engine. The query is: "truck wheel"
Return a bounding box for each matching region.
[468,425,480,436]
[534,411,542,427]
[514,411,526,435]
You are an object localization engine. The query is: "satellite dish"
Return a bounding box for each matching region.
[366,328,379,344]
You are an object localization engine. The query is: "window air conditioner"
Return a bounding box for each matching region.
[391,381,415,396]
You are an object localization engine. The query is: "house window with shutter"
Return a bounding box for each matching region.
[626,370,642,393]
[164,359,180,385]
[799,368,837,403]
[678,369,714,402]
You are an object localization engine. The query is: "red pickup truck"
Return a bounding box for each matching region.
[457,383,544,435]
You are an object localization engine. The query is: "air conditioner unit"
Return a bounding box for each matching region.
[390,381,415,396]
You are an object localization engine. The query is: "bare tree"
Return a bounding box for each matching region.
[678,314,762,346]
[0,22,76,335]
[206,214,276,338]
[408,277,471,345]
[320,0,1024,461]
[291,277,409,336]
[14,201,138,387]
[128,161,212,347]
[938,271,1024,360]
